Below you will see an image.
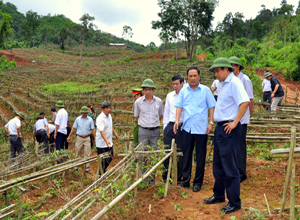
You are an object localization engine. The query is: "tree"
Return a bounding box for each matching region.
[0,1,13,49]
[78,13,95,59]
[122,25,133,40]
[20,10,40,47]
[40,25,53,46]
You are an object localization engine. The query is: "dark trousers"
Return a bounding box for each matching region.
[36,131,49,154]
[263,91,271,110]
[214,95,218,102]
[64,126,71,150]
[55,132,67,151]
[97,147,113,174]
[10,135,23,164]
[162,122,183,182]
[49,131,55,152]
[182,130,208,186]
[213,123,241,207]
[238,124,247,180]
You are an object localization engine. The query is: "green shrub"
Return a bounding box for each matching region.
[84,62,90,66]
[124,57,130,62]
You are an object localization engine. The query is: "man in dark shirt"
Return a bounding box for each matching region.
[264,71,284,113]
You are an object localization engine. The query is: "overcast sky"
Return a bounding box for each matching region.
[4,0,300,46]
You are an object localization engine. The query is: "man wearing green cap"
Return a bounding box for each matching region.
[229,56,254,183]
[134,78,163,184]
[54,101,68,159]
[264,71,284,113]
[4,112,25,164]
[67,106,96,173]
[132,88,143,145]
[204,58,249,214]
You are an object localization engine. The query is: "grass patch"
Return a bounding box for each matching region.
[43,81,98,93]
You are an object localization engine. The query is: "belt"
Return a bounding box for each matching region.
[10,135,17,136]
[264,91,271,93]
[217,120,233,126]
[37,129,45,132]
[78,135,90,138]
[169,122,183,126]
[140,126,160,130]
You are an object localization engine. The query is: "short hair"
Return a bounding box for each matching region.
[101,101,111,109]
[50,107,56,112]
[39,112,45,115]
[172,74,184,83]
[36,116,42,120]
[187,66,200,76]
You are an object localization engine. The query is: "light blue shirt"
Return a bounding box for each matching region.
[33,119,47,133]
[73,115,95,136]
[214,73,250,122]
[175,83,216,134]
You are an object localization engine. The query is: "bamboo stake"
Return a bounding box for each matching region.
[290,158,296,220]
[280,126,296,217]
[173,141,178,187]
[90,151,173,220]
[164,156,172,197]
[264,194,271,215]
[131,159,139,220]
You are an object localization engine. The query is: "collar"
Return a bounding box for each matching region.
[187,83,201,91]
[80,115,88,119]
[224,72,234,83]
[142,95,155,101]
[101,111,109,118]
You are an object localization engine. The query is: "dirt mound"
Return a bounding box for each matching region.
[0,50,29,65]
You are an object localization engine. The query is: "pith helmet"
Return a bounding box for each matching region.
[80,106,89,113]
[228,56,244,70]
[55,100,64,108]
[141,79,156,89]
[17,112,25,119]
[264,71,272,78]
[209,58,235,72]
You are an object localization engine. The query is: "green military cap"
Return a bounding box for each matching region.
[209,57,235,72]
[80,106,89,113]
[264,71,272,78]
[17,112,25,119]
[228,56,244,70]
[55,100,64,108]
[141,79,156,89]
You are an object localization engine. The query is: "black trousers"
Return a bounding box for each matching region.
[162,122,183,182]
[97,147,113,174]
[36,130,49,154]
[10,135,23,164]
[64,126,71,150]
[263,91,271,110]
[49,131,55,152]
[55,132,67,151]
[182,130,208,186]
[238,124,247,180]
[213,123,241,207]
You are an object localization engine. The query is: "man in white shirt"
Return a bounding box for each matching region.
[48,123,56,152]
[33,116,50,154]
[162,74,184,183]
[4,112,25,164]
[96,101,119,175]
[54,101,68,156]
[262,71,272,110]
[211,79,221,101]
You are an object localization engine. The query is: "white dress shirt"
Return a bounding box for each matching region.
[262,79,271,92]
[48,124,56,134]
[96,112,113,148]
[55,108,68,135]
[5,117,21,135]
[163,91,184,129]
[211,79,221,96]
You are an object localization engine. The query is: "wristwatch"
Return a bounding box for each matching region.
[209,122,214,125]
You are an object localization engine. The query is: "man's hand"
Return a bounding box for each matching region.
[206,124,213,134]
[47,134,50,139]
[106,140,112,148]
[54,133,57,140]
[115,133,119,141]
[271,93,274,99]
[224,121,238,134]
[66,137,70,142]
[173,121,179,134]
[17,134,21,139]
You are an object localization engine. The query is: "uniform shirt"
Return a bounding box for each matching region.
[163,91,184,129]
[33,119,47,133]
[52,112,57,121]
[262,79,271,92]
[73,115,95,136]
[214,73,250,122]
[237,72,254,125]
[134,95,163,128]
[96,112,113,148]
[43,118,48,124]
[270,76,284,97]
[48,124,56,134]
[175,83,216,134]
[5,117,21,135]
[211,79,221,96]
[55,108,68,135]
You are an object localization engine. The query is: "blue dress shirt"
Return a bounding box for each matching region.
[175,83,216,134]
[73,115,95,136]
[214,73,250,122]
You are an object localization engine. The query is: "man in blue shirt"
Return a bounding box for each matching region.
[67,106,96,173]
[174,67,216,192]
[204,58,249,214]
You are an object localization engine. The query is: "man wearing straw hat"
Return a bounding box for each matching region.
[4,112,25,164]
[54,101,68,156]
[204,58,249,214]
[67,106,96,173]
[134,79,163,184]
[132,88,143,146]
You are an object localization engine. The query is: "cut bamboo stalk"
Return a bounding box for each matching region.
[0,210,16,220]
[264,194,271,215]
[173,141,178,187]
[164,156,172,198]
[0,204,16,214]
[290,158,296,220]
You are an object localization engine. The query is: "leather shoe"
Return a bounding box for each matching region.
[179,182,190,188]
[193,185,201,192]
[220,203,241,214]
[204,196,225,204]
